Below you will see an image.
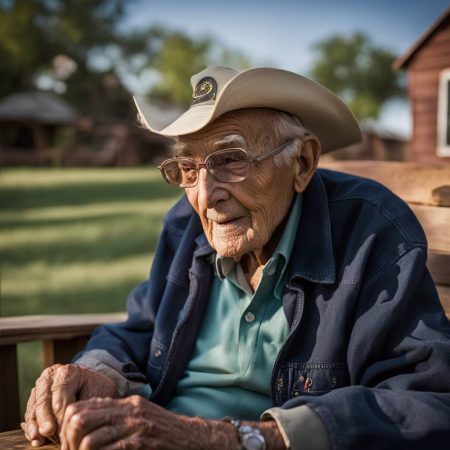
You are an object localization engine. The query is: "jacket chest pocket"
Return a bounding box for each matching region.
[278,363,349,402]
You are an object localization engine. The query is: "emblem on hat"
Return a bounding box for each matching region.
[192,77,217,105]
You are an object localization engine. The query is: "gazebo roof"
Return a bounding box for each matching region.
[0,91,78,124]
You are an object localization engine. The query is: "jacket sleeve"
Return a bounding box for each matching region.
[267,246,450,450]
[73,210,181,395]
[73,280,155,395]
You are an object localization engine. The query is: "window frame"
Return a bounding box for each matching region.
[437,68,450,157]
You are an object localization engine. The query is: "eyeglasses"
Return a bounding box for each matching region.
[158,139,295,188]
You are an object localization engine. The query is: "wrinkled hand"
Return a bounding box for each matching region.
[59,395,238,450]
[22,364,118,447]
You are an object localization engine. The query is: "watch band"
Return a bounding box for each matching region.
[238,424,267,450]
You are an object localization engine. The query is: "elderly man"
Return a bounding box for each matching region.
[24,66,450,450]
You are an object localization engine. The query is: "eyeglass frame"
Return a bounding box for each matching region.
[158,138,298,188]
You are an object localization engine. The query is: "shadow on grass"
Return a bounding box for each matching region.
[2,275,142,316]
[0,209,168,230]
[1,179,180,210]
[3,216,162,266]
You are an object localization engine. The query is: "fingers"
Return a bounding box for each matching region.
[60,399,118,450]
[23,387,48,446]
[50,365,80,425]
[34,365,63,437]
[25,363,79,441]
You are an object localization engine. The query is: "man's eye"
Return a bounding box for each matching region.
[179,163,195,172]
[216,153,245,166]
[224,156,240,164]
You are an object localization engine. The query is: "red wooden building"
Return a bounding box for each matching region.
[394,6,450,163]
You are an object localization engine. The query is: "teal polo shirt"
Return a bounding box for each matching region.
[166,194,302,420]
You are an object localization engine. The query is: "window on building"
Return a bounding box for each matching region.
[437,69,450,157]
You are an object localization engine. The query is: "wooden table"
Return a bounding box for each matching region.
[0,430,59,449]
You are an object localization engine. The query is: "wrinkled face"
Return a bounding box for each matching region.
[178,111,298,260]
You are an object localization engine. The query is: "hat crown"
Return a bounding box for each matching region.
[190,66,239,105]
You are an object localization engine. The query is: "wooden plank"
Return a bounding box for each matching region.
[428,28,450,45]
[410,41,450,60]
[437,285,450,320]
[410,204,450,253]
[0,346,20,432]
[409,83,441,98]
[319,161,450,206]
[409,69,441,84]
[428,251,450,286]
[413,121,440,136]
[43,336,89,367]
[413,101,440,114]
[410,56,450,72]
[0,429,58,449]
[0,313,126,346]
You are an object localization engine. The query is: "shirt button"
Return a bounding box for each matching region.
[244,312,255,323]
[267,265,276,276]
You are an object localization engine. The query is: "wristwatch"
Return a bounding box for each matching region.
[238,425,267,450]
[222,417,267,450]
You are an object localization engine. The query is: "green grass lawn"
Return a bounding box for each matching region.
[0,167,182,413]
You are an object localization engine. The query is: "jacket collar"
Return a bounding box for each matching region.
[288,170,336,284]
[192,170,336,285]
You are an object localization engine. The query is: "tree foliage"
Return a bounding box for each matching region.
[0,0,125,91]
[311,33,405,120]
[149,32,250,106]
[0,0,250,115]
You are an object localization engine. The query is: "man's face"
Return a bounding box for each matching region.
[178,110,298,260]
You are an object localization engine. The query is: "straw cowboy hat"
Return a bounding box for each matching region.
[134,65,362,153]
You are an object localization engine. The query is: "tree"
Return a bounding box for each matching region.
[0,1,250,114]
[311,33,405,120]
[0,0,142,117]
[0,0,126,93]
[149,32,251,107]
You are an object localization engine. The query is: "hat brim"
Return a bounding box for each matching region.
[134,67,362,153]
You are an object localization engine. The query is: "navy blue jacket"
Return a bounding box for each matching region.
[82,169,450,449]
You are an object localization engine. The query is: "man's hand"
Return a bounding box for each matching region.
[59,396,287,450]
[22,364,118,447]
[60,396,237,450]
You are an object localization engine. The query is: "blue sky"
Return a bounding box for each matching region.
[121,0,450,136]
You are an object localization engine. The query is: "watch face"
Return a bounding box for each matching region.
[242,433,266,450]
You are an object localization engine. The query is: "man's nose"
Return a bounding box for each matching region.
[196,167,228,209]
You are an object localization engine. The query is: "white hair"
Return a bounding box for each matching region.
[270,111,310,167]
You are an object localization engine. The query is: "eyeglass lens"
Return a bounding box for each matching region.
[161,149,250,187]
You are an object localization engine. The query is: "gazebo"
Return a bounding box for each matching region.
[0,92,78,165]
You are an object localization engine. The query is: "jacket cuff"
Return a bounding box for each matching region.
[261,405,331,450]
[74,349,152,398]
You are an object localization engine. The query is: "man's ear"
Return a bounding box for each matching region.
[293,135,321,193]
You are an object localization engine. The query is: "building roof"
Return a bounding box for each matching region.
[0,92,78,124]
[394,6,450,70]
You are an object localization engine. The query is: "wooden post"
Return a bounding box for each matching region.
[42,337,89,367]
[0,345,21,431]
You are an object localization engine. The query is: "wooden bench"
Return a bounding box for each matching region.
[320,161,450,319]
[0,313,126,432]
